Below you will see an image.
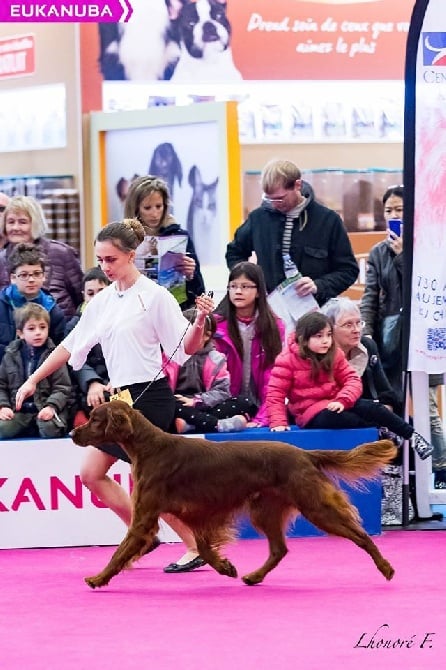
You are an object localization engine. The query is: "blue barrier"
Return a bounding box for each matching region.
[205,427,382,538]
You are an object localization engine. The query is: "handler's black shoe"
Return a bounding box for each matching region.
[163,556,206,573]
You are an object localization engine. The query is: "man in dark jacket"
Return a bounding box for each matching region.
[226,159,359,306]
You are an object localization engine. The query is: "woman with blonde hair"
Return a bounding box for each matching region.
[0,195,83,318]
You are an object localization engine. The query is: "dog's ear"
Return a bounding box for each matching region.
[171,146,183,186]
[105,406,133,442]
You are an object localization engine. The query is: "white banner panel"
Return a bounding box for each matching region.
[409,0,446,372]
[0,438,178,549]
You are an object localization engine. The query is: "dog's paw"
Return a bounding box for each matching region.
[241,571,264,586]
[85,575,107,589]
[381,561,395,581]
[218,559,237,578]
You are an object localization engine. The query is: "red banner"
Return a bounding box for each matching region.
[0,33,35,79]
[228,0,414,80]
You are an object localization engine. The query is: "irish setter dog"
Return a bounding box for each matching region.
[71,400,397,588]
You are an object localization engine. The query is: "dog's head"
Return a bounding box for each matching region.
[177,0,231,60]
[71,400,134,448]
[148,143,183,190]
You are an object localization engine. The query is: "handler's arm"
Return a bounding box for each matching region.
[15,344,71,410]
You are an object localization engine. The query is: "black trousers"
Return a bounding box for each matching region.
[175,395,258,433]
[96,378,175,463]
[305,398,414,440]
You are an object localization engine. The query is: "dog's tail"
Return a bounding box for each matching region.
[308,439,397,484]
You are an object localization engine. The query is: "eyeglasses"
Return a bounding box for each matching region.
[14,270,45,280]
[263,192,289,205]
[228,283,257,292]
[336,320,365,331]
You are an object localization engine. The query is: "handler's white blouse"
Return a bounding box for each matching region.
[63,275,191,388]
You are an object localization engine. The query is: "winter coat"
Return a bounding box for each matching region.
[266,339,362,428]
[0,338,72,415]
[360,239,403,340]
[225,181,359,306]
[164,340,230,408]
[0,237,83,318]
[0,285,66,363]
[213,316,286,426]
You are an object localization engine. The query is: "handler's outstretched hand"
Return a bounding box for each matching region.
[15,379,36,411]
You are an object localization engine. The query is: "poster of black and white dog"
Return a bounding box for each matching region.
[106,121,222,266]
[97,0,242,83]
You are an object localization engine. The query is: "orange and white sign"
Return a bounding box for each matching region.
[0,33,35,80]
[228,0,413,80]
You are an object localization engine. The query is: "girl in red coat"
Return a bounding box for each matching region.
[266,312,433,460]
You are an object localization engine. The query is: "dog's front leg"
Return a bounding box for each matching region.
[85,521,157,589]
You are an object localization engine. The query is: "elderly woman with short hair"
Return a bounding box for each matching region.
[321,296,401,414]
[0,195,83,318]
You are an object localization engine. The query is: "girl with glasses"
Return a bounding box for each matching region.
[213,262,285,428]
[266,311,434,461]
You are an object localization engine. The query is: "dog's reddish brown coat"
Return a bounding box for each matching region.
[71,400,397,588]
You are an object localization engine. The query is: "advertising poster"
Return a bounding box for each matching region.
[79,0,415,113]
[406,0,446,373]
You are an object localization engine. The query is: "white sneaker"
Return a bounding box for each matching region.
[217,415,247,433]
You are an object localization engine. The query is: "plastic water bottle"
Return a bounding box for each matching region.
[283,253,298,279]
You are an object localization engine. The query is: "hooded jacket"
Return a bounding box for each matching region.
[163,340,230,408]
[266,337,362,428]
[213,315,286,426]
[226,181,359,306]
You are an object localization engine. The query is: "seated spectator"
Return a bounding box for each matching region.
[0,303,71,439]
[321,297,401,413]
[0,195,83,318]
[123,175,205,309]
[266,311,434,461]
[65,267,110,425]
[213,262,285,428]
[0,243,66,363]
[166,309,248,434]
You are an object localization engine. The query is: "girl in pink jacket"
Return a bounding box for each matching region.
[214,262,285,427]
[266,312,434,460]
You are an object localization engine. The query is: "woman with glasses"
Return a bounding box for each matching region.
[321,297,401,414]
[213,262,285,428]
[0,196,83,318]
[0,243,65,363]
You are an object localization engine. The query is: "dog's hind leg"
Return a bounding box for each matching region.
[299,484,395,581]
[85,518,159,589]
[241,496,291,586]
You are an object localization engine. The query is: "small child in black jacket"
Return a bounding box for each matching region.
[0,303,72,439]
